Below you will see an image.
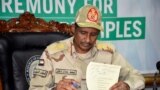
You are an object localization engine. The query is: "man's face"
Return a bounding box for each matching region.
[73,26,99,53]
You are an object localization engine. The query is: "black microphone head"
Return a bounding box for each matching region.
[156,61,160,71]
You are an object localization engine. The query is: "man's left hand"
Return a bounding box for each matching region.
[110,81,130,90]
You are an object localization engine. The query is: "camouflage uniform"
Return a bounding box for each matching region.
[29,5,145,90]
[29,37,145,90]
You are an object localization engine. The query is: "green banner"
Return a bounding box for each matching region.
[0,0,117,20]
[0,0,145,40]
[98,17,146,40]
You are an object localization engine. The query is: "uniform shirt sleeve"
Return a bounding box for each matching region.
[111,51,145,90]
[29,50,55,90]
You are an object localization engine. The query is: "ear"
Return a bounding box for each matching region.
[71,23,75,34]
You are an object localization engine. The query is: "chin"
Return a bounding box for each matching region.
[81,47,91,52]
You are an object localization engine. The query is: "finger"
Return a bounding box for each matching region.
[56,80,66,90]
[110,81,129,90]
[110,82,122,90]
[58,84,77,90]
[57,80,78,90]
[110,83,119,89]
[65,85,77,90]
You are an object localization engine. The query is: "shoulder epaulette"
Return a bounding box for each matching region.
[46,41,68,54]
[96,42,115,53]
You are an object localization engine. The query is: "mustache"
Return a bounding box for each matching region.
[80,42,92,46]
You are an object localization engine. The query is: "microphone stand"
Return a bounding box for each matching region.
[153,72,158,90]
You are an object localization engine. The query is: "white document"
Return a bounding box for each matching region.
[86,62,121,90]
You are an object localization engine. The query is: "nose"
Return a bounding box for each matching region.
[85,34,91,43]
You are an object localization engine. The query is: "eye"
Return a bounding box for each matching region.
[80,31,87,34]
[91,32,99,36]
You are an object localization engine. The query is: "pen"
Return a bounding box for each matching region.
[72,81,80,89]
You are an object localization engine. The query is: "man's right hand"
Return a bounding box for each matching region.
[55,78,79,90]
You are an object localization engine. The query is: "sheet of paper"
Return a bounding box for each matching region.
[86,62,121,90]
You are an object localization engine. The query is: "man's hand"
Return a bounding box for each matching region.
[110,81,130,90]
[55,78,79,90]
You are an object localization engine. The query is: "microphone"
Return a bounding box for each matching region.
[156,61,160,73]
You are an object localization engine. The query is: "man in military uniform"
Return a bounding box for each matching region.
[29,5,145,90]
